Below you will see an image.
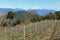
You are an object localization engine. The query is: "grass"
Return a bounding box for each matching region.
[0,20,60,40]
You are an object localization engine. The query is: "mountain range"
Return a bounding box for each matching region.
[28,9,56,16]
[0,8,56,16]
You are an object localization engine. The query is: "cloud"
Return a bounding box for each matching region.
[30,6,41,9]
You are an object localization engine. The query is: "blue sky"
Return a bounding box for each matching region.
[0,0,60,10]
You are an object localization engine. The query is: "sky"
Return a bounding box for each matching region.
[0,0,60,10]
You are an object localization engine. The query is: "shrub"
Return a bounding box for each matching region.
[37,17,41,21]
[31,18,37,23]
[12,22,17,26]
[2,22,7,27]
[53,38,60,40]
[15,19,21,24]
[31,17,41,23]
[12,19,21,26]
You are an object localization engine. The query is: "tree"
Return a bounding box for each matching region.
[7,11,16,19]
[55,11,60,19]
[6,11,16,26]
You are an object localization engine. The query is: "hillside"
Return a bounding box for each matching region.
[0,8,59,40]
[0,20,60,40]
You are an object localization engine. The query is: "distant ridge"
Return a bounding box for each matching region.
[0,8,24,13]
[27,9,56,16]
[0,8,56,16]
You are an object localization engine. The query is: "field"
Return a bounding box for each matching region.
[0,20,60,40]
